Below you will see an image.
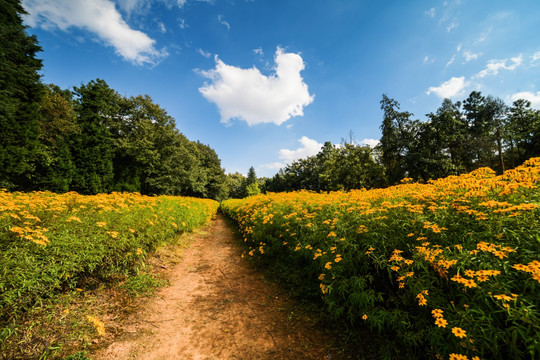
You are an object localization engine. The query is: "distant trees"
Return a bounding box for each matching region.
[266,141,384,193]
[376,92,540,185]
[266,92,540,193]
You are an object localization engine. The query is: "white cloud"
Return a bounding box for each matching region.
[463,50,481,62]
[116,0,141,13]
[199,47,314,126]
[359,138,380,148]
[253,47,264,56]
[197,48,211,58]
[22,0,167,65]
[158,22,166,33]
[279,136,323,163]
[425,8,436,18]
[178,18,188,29]
[426,76,469,98]
[423,56,434,64]
[114,0,188,15]
[510,91,540,108]
[217,14,230,31]
[445,55,456,68]
[531,51,540,65]
[475,55,522,78]
[446,22,458,32]
[476,29,490,43]
[456,44,462,52]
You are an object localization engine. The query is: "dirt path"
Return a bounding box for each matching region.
[92,214,351,360]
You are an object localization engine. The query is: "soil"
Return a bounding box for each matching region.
[91,214,359,360]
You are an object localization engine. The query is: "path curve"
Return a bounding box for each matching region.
[92,214,346,360]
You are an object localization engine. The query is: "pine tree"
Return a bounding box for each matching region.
[0,0,44,189]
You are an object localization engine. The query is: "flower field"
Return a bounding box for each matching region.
[0,191,218,326]
[221,158,540,360]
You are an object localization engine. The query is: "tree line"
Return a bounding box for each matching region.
[2,0,539,199]
[265,93,539,192]
[0,0,228,200]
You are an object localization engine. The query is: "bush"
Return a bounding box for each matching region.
[0,191,218,324]
[222,158,540,360]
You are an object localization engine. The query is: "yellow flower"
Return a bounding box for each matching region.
[86,315,106,336]
[362,314,368,320]
[324,262,332,270]
[434,318,447,328]
[449,354,468,360]
[451,327,467,338]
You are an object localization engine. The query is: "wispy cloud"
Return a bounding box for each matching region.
[425,8,435,18]
[199,47,314,126]
[463,50,481,62]
[253,47,264,56]
[446,22,458,32]
[531,51,540,65]
[22,0,167,66]
[424,56,435,64]
[427,76,469,98]
[158,22,166,33]
[475,55,522,78]
[197,48,211,58]
[445,54,456,67]
[217,14,230,31]
[178,18,188,29]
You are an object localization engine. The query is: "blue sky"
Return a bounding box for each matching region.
[22,0,540,177]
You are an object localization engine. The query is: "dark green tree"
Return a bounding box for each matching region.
[506,99,540,166]
[195,141,227,200]
[71,79,120,194]
[0,0,44,189]
[378,94,414,184]
[33,84,79,192]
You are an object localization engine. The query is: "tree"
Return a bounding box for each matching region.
[195,142,227,200]
[225,172,246,199]
[506,99,540,166]
[243,166,260,197]
[0,0,44,189]
[71,79,120,194]
[319,143,385,191]
[378,94,414,184]
[33,84,79,192]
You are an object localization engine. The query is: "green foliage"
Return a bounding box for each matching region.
[224,172,246,199]
[0,0,44,190]
[119,272,167,297]
[0,191,219,327]
[223,159,540,359]
[245,182,261,197]
[266,141,384,193]
[64,351,92,360]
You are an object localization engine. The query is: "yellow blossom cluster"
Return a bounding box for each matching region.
[221,157,540,359]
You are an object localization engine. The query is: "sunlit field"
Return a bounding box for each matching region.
[0,191,218,324]
[222,158,540,360]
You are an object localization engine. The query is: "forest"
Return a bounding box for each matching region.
[2,0,540,199]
